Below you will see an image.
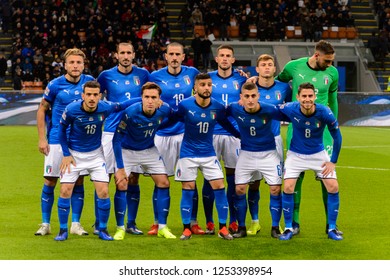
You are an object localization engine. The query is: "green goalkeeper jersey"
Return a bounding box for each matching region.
[276,57,339,155]
[276,57,339,117]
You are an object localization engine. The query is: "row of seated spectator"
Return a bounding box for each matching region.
[6,0,174,90]
[186,0,355,42]
[6,0,356,88]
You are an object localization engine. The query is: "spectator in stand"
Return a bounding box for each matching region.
[301,16,314,42]
[367,31,380,59]
[201,34,212,71]
[239,14,249,41]
[191,5,203,25]
[191,32,202,69]
[0,51,8,87]
[13,67,23,90]
[178,5,192,38]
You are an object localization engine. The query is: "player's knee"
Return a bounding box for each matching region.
[235,185,246,195]
[270,185,281,196]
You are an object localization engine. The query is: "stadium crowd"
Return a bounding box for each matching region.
[1,0,354,89]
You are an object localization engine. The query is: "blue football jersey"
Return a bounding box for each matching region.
[176,96,238,158]
[150,66,199,136]
[258,80,292,136]
[278,102,341,162]
[97,65,150,132]
[116,102,173,151]
[60,100,127,155]
[43,74,95,144]
[208,70,247,135]
[227,102,284,152]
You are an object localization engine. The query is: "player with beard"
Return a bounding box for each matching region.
[97,42,150,239]
[276,40,341,236]
[172,73,240,241]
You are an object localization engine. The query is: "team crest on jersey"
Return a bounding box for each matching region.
[315,120,321,128]
[183,75,191,85]
[118,120,127,130]
[98,114,105,121]
[45,165,52,174]
[324,76,329,85]
[275,91,281,100]
[210,110,216,119]
[133,76,140,85]
[262,117,267,124]
[158,118,162,124]
[176,168,181,177]
[233,81,239,90]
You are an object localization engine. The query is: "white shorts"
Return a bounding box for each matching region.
[284,150,337,180]
[102,132,144,174]
[60,147,109,183]
[235,150,282,185]
[274,135,284,163]
[121,146,167,176]
[44,144,88,177]
[175,156,224,182]
[154,134,183,176]
[213,134,240,168]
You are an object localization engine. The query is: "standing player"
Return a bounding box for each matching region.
[276,40,342,235]
[227,82,284,238]
[55,81,136,241]
[174,73,240,241]
[112,82,176,240]
[149,42,201,235]
[97,42,150,235]
[244,54,292,237]
[35,48,94,236]
[278,82,343,241]
[202,45,247,235]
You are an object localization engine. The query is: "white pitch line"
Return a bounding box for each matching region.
[337,166,390,171]
[343,145,390,149]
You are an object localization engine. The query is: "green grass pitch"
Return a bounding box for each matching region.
[0,125,389,260]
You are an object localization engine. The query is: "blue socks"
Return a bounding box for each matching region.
[202,179,215,223]
[181,189,195,225]
[57,197,70,230]
[248,188,260,221]
[270,194,282,227]
[156,187,170,225]
[114,190,126,227]
[226,174,236,224]
[41,184,54,224]
[282,192,294,229]
[126,185,140,227]
[71,184,84,223]
[152,185,158,223]
[214,188,228,224]
[327,192,340,230]
[191,186,199,222]
[97,197,111,230]
[235,193,247,227]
